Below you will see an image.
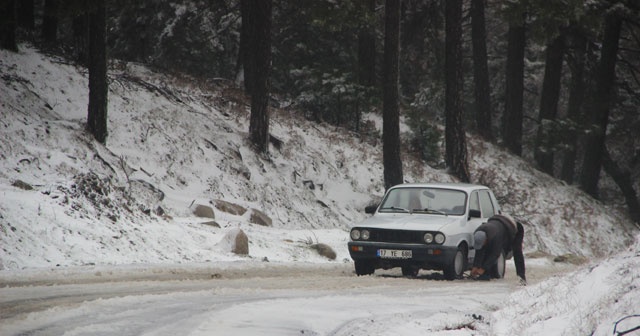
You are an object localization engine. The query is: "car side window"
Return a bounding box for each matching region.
[479,190,495,218]
[469,191,480,213]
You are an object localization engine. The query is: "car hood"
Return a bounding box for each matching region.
[355,213,461,231]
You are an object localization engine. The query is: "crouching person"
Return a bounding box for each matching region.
[471,214,527,285]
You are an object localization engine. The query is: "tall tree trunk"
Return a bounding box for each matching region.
[534,34,565,175]
[358,0,376,88]
[42,0,57,43]
[471,0,493,141]
[239,0,256,95]
[87,0,108,144]
[248,0,272,153]
[561,28,587,184]
[579,14,622,198]
[1,0,17,51]
[503,17,526,156]
[445,0,469,182]
[18,0,34,30]
[603,150,640,224]
[382,0,403,190]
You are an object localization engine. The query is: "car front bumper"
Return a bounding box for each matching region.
[347,241,459,270]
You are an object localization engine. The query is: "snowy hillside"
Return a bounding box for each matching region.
[1,45,636,271]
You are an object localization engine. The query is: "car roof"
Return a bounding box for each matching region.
[388,182,489,192]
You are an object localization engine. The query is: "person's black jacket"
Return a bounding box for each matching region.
[473,214,526,280]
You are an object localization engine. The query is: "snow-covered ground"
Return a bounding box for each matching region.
[1,45,639,335]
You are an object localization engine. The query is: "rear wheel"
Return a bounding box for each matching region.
[354,260,375,276]
[489,251,506,279]
[443,245,467,280]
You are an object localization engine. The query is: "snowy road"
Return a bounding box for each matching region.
[0,261,573,335]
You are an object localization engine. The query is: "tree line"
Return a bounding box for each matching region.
[1,0,639,223]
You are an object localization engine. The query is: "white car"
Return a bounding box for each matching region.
[348,183,502,279]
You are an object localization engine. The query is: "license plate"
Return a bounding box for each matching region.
[377,249,412,259]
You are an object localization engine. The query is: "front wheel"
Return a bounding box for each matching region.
[443,246,467,280]
[354,260,375,276]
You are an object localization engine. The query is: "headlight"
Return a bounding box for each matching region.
[361,230,370,240]
[435,233,445,244]
[350,229,361,240]
[423,233,434,243]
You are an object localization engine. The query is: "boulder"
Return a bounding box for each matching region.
[249,209,272,227]
[191,203,215,219]
[219,228,249,255]
[214,199,247,216]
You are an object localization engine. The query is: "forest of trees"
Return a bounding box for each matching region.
[1,0,639,223]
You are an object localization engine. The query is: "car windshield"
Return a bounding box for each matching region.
[378,187,467,215]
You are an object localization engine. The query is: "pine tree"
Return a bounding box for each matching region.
[382,0,403,189]
[534,34,565,175]
[560,26,587,184]
[87,0,108,144]
[248,0,272,153]
[471,0,493,141]
[445,0,469,182]
[503,13,526,156]
[580,12,622,197]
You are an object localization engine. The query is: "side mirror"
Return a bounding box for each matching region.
[468,209,482,218]
[364,205,378,214]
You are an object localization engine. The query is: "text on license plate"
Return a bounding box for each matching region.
[377,249,412,259]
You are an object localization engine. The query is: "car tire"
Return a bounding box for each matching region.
[401,266,419,278]
[489,251,506,279]
[443,245,467,280]
[354,260,375,276]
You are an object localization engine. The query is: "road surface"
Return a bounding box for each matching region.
[0,260,575,335]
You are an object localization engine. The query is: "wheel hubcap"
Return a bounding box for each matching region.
[454,251,464,275]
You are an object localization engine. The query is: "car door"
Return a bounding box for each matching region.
[467,189,494,259]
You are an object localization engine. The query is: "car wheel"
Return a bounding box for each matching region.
[354,260,375,276]
[489,251,506,279]
[401,266,419,278]
[443,245,467,280]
